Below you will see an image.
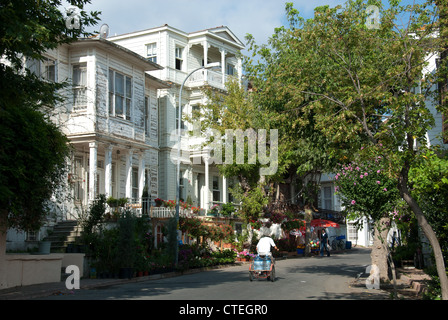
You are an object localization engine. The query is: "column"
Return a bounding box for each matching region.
[203,41,209,81]
[89,142,98,202]
[220,49,226,85]
[237,56,242,85]
[138,151,145,202]
[125,149,133,199]
[222,176,228,203]
[105,145,113,198]
[204,154,210,211]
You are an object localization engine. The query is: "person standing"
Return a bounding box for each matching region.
[320,228,330,257]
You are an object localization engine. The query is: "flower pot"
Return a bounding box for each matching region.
[38,241,51,254]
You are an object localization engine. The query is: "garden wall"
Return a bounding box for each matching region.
[1,253,84,289]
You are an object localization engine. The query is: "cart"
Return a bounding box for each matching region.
[249,254,275,282]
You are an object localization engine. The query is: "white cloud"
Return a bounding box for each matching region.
[79,0,424,51]
[80,0,348,48]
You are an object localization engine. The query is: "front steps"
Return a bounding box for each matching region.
[45,220,82,253]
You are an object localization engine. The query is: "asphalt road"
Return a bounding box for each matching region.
[38,247,390,302]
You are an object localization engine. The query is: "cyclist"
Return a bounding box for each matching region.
[256,232,277,258]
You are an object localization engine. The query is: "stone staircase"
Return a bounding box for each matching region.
[45,220,82,253]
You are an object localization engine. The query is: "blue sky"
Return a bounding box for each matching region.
[77,0,429,51]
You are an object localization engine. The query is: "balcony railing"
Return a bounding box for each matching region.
[127,200,242,219]
[188,69,225,89]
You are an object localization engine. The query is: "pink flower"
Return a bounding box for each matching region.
[383,188,387,192]
[360,174,364,179]
[376,181,381,184]
[351,200,356,205]
[377,170,381,174]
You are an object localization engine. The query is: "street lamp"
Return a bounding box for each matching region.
[175,62,221,267]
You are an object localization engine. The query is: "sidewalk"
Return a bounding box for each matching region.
[0,263,245,300]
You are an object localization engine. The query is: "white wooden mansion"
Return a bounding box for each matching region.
[109,24,245,211]
[5,25,245,251]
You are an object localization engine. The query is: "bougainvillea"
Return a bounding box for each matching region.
[333,157,400,221]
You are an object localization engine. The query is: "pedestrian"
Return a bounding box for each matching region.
[320,228,330,257]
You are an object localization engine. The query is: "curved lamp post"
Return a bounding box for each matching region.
[175,62,221,267]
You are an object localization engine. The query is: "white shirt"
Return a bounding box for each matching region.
[257,237,276,255]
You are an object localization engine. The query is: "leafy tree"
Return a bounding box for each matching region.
[0,1,100,232]
[243,0,448,298]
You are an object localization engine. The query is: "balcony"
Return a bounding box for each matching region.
[162,67,233,91]
[188,69,227,90]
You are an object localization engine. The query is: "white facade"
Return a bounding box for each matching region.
[42,38,169,219]
[109,25,245,211]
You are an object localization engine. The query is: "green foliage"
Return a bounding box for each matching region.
[231,185,268,224]
[410,150,448,260]
[117,211,137,268]
[220,202,235,216]
[0,0,100,231]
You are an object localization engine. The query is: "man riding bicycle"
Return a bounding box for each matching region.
[256,233,277,258]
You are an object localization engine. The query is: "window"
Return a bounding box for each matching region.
[73,156,84,202]
[109,69,132,120]
[226,63,235,76]
[73,64,87,109]
[348,223,358,241]
[179,170,185,201]
[132,167,139,200]
[42,57,56,82]
[212,176,220,202]
[26,231,38,241]
[146,43,157,63]
[322,186,333,210]
[175,47,183,70]
[27,57,56,82]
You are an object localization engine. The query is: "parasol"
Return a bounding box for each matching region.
[310,219,340,228]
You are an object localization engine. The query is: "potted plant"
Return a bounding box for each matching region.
[154,198,164,207]
[220,203,235,217]
[208,204,219,216]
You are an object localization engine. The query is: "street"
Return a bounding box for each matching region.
[38,247,390,301]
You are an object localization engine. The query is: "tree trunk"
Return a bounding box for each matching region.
[370,218,390,283]
[304,207,312,257]
[399,167,448,300]
[0,210,8,289]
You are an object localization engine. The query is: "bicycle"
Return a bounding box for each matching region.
[330,235,345,251]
